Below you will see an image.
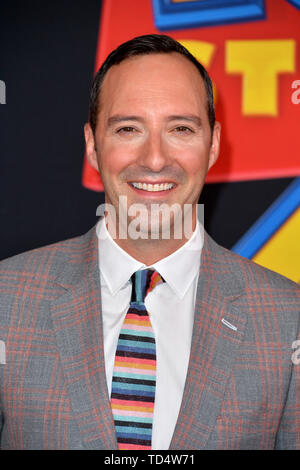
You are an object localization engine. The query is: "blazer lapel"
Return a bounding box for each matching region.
[50,225,118,450]
[170,232,247,450]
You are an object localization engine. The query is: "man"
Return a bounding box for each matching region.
[0,34,299,450]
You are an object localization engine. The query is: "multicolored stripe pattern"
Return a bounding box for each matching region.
[111,269,164,450]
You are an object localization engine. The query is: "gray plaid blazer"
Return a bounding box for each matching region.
[0,224,299,449]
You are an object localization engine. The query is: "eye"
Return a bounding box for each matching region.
[116,126,136,134]
[173,126,194,134]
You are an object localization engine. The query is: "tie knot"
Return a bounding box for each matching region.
[130,269,164,304]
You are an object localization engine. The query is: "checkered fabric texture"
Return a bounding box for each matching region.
[0,224,299,449]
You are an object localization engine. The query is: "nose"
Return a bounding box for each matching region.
[137,130,171,173]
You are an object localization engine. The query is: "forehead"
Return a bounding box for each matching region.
[99,52,208,119]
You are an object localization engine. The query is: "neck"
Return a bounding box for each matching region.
[115,237,190,265]
[105,214,197,265]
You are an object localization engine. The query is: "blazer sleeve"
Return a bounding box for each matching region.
[275,334,300,449]
[0,405,3,448]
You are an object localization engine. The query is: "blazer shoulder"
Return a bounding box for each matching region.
[0,226,97,327]
[0,226,95,286]
[206,234,300,298]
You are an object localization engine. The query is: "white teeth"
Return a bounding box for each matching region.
[131,182,174,191]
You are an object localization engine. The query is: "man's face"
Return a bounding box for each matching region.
[85,52,220,236]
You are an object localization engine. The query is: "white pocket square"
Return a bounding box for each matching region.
[0,340,6,364]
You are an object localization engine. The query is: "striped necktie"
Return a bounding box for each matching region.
[110,269,164,450]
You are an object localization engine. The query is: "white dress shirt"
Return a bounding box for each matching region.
[96,217,203,450]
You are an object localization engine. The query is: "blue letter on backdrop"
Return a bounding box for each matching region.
[152,0,266,31]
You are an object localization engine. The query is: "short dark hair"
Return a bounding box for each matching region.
[89,34,215,134]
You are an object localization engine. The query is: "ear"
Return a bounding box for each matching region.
[208,121,221,171]
[84,122,99,171]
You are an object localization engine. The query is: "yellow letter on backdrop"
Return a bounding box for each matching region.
[226,40,295,115]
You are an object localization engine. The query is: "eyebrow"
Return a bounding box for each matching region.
[107,114,203,128]
[167,115,203,127]
[107,115,144,127]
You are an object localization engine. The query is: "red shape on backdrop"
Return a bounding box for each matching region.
[82,0,300,192]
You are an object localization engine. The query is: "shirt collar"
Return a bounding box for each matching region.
[96,217,203,299]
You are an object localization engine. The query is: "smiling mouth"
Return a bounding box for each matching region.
[129,182,175,192]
